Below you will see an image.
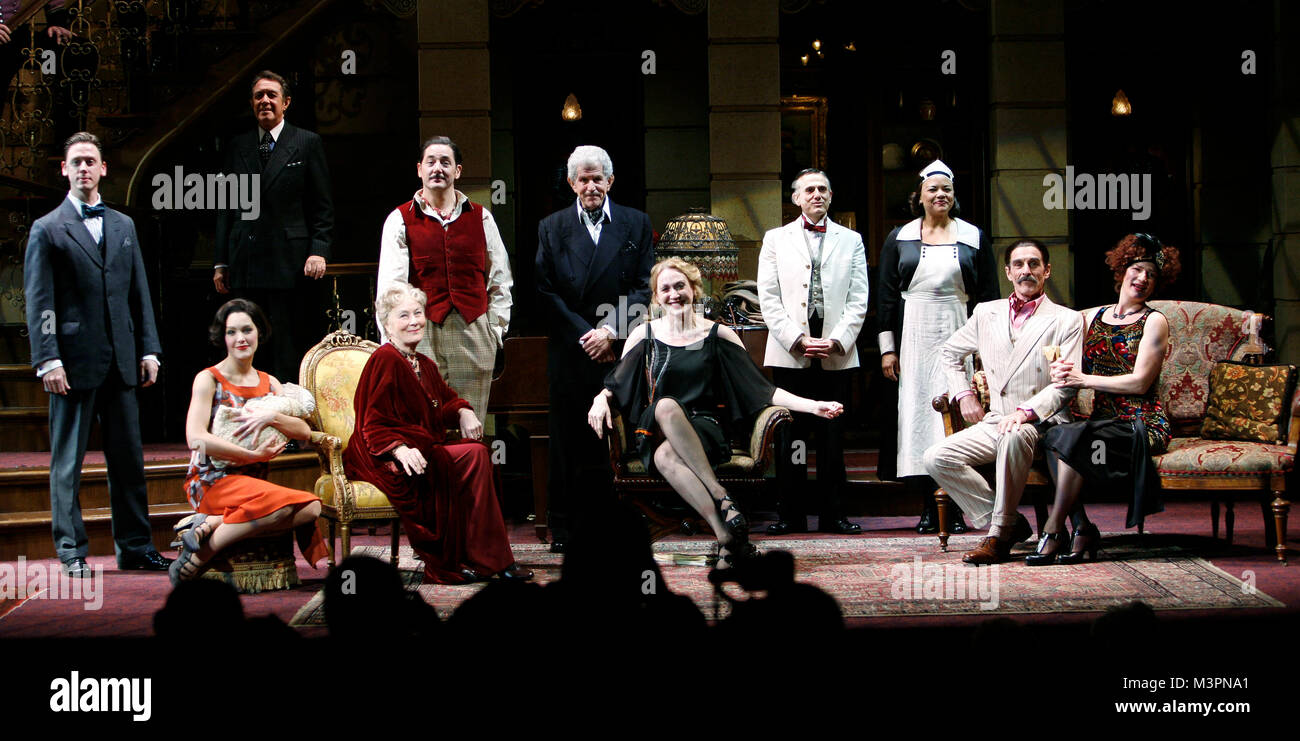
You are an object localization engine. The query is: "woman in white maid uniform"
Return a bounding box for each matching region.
[877,160,1000,533]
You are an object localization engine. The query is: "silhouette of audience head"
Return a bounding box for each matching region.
[1091,599,1158,656]
[154,579,244,639]
[718,550,842,639]
[324,555,438,640]
[561,500,660,594]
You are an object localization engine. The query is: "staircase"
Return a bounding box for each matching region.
[0,0,341,558]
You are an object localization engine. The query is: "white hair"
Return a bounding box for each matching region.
[566,145,614,181]
[375,281,427,327]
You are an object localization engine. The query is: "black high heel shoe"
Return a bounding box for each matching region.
[1025,529,1070,566]
[714,493,749,540]
[1056,522,1100,564]
[715,540,759,570]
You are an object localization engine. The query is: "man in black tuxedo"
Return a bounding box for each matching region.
[535,145,653,552]
[24,131,169,576]
[214,69,333,382]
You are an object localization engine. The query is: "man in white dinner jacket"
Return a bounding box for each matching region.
[757,168,869,535]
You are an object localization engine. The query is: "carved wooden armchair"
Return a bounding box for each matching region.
[606,405,792,541]
[930,371,1053,552]
[300,330,401,565]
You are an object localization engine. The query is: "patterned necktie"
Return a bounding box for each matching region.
[585,208,604,227]
[259,131,274,167]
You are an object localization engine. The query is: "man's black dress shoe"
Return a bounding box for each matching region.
[818,518,862,535]
[118,550,172,571]
[548,540,566,554]
[62,558,92,578]
[766,519,808,535]
[499,563,534,581]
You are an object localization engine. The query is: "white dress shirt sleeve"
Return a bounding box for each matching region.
[376,208,410,342]
[481,208,513,348]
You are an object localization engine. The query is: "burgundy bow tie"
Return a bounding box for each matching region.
[803,220,826,233]
[1011,296,1032,312]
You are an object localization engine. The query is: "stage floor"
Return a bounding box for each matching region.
[1,502,1295,639]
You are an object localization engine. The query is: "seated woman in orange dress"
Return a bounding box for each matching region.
[171,299,328,584]
[343,281,531,584]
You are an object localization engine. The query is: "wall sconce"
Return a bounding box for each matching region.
[843,41,856,52]
[812,39,821,51]
[800,54,809,66]
[1111,89,1131,117]
[561,93,582,121]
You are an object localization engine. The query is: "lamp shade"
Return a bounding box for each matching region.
[655,208,739,300]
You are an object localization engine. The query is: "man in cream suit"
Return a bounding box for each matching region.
[758,168,869,534]
[923,239,1083,564]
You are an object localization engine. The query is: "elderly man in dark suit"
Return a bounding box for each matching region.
[24,131,168,576]
[535,145,653,552]
[214,69,333,382]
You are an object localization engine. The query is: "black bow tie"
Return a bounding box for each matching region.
[81,203,105,219]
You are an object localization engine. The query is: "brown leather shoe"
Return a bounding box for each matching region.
[963,515,1034,565]
[962,536,1012,565]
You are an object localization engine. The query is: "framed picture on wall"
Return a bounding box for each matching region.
[781,95,828,224]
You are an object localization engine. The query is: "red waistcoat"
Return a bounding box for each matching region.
[400,200,489,324]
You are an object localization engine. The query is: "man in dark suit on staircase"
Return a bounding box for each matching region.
[24,131,169,576]
[214,69,334,383]
[535,145,653,552]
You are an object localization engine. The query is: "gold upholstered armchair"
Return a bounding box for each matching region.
[300,330,401,565]
[606,404,792,541]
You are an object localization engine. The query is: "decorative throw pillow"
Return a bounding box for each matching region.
[1200,362,1296,443]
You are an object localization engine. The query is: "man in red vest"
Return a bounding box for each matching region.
[377,136,512,416]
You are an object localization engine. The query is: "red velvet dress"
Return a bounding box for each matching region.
[343,342,515,583]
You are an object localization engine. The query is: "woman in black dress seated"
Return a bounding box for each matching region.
[588,258,844,568]
[1030,234,1181,565]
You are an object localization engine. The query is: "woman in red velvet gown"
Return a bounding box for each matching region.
[173,299,328,584]
[344,281,531,584]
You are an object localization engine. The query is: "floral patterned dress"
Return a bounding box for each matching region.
[184,366,327,566]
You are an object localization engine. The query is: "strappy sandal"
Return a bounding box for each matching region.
[181,515,214,554]
[168,545,204,587]
[715,540,759,570]
[713,493,749,540]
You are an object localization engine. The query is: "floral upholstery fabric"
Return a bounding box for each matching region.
[1070,302,1258,426]
[310,347,372,450]
[1155,437,1294,476]
[1148,301,1256,423]
[1201,363,1295,444]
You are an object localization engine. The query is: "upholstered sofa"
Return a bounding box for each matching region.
[933,300,1293,563]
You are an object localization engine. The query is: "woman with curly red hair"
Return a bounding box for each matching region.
[1028,233,1181,565]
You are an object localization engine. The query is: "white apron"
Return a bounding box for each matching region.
[897,243,970,477]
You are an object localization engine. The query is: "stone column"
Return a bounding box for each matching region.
[987,0,1071,302]
[417,0,491,206]
[708,0,781,281]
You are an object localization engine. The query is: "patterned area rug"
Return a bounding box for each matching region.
[289,534,1282,626]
